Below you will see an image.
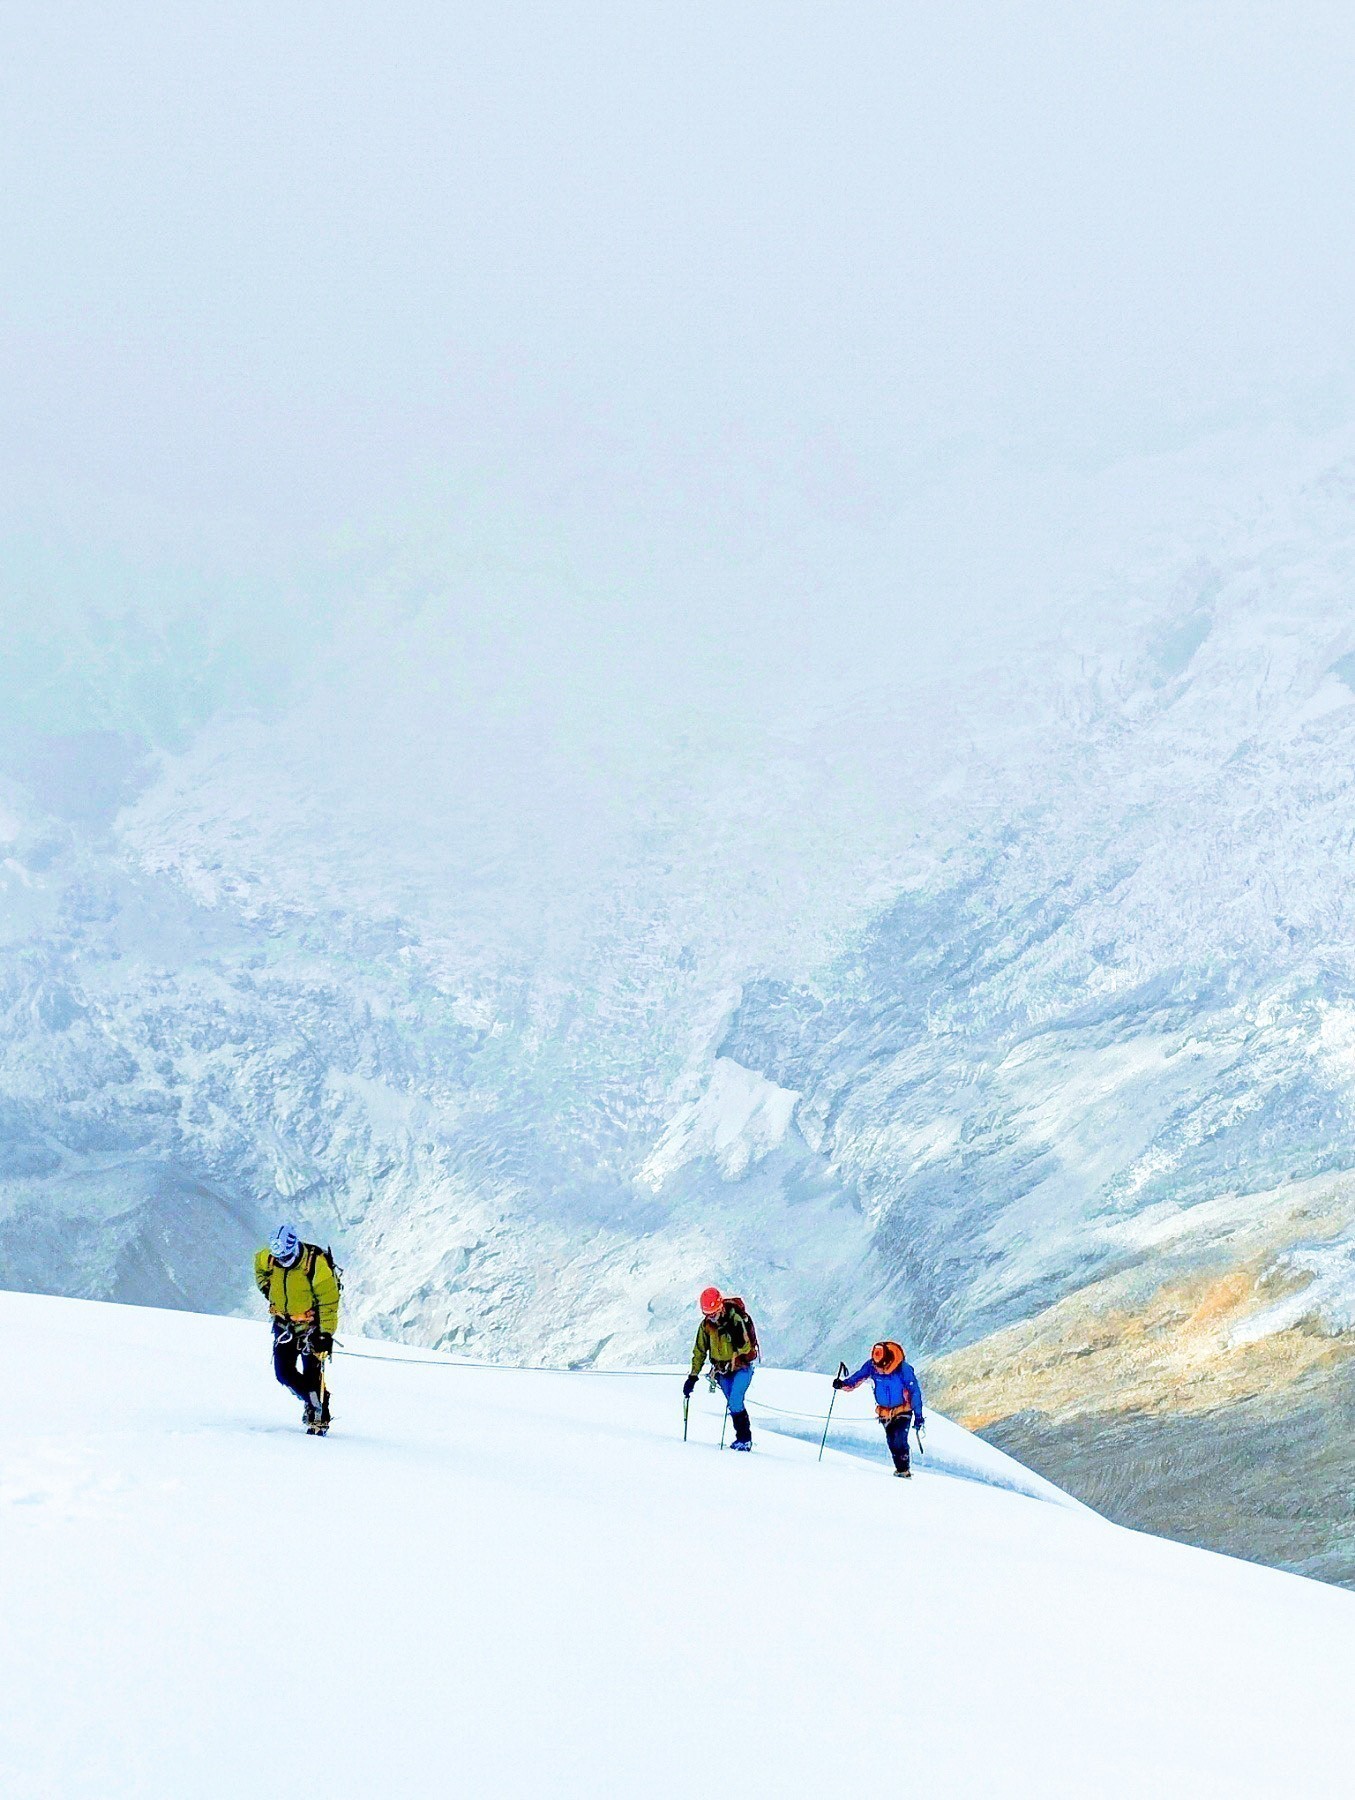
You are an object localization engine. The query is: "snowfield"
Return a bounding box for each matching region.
[16,430,1355,1585]
[1,1292,1352,1797]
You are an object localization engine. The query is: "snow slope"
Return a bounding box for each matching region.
[1,1291,1351,1799]
[12,425,1355,1577]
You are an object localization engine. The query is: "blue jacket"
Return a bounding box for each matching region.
[844,1358,923,1420]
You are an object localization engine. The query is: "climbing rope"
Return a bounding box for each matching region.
[334,1344,878,1426]
[335,1345,673,1377]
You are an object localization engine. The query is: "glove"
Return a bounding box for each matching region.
[914,1414,925,1432]
[832,1377,846,1390]
[682,1376,697,1398]
[313,1332,334,1356]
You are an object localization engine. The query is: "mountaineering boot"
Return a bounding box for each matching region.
[731,1408,752,1449]
[894,1467,911,1479]
[730,1438,751,1452]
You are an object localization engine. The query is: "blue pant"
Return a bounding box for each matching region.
[716,1367,753,1441]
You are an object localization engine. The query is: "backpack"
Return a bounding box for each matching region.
[723,1296,760,1362]
[271,1243,343,1297]
[304,1243,344,1296]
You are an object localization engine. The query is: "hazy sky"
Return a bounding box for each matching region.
[4,3,1355,742]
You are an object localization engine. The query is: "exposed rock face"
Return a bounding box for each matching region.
[926,1173,1355,1582]
[976,1368,1355,1588]
[6,427,1355,1578]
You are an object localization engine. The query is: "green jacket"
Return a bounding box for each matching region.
[690,1303,759,1377]
[254,1244,341,1335]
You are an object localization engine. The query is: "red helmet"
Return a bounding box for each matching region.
[871,1341,904,1375]
[699,1286,724,1317]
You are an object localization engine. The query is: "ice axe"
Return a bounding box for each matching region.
[818,1362,849,1462]
[683,1392,690,1442]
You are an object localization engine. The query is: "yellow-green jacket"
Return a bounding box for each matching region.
[254,1244,340,1335]
[690,1302,759,1376]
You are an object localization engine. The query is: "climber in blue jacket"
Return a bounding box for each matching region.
[835,1340,925,1477]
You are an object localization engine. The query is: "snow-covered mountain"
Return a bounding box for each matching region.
[3,1290,1353,1799]
[7,424,1355,1581]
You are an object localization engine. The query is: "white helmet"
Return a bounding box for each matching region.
[269,1222,302,1266]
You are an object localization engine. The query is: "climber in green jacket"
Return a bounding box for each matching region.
[254,1221,341,1434]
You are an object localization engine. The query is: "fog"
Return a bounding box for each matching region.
[4,2,1355,752]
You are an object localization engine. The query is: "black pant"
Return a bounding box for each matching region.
[884,1413,912,1472]
[272,1322,328,1418]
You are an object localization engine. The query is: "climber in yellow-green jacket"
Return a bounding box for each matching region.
[683,1287,760,1450]
[254,1222,341,1435]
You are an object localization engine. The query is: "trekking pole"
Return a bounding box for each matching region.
[683,1393,690,1442]
[720,1400,729,1450]
[818,1363,848,1463]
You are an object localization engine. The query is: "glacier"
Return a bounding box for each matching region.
[6,424,1355,1578]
